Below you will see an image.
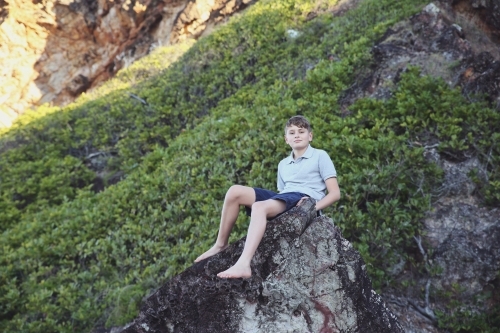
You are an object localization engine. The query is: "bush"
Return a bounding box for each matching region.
[2,0,499,332]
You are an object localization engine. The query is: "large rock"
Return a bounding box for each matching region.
[119,199,403,333]
[0,0,256,127]
[340,2,500,109]
[381,152,500,333]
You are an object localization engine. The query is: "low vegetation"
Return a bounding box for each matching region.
[1,0,499,332]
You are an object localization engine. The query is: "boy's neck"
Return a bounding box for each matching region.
[292,145,309,160]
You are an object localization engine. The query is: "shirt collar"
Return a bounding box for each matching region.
[285,145,314,164]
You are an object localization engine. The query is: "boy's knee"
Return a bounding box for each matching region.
[251,201,264,210]
[226,185,246,201]
[251,200,273,213]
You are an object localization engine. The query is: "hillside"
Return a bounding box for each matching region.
[0,0,499,332]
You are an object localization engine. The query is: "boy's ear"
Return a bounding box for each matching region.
[309,131,313,141]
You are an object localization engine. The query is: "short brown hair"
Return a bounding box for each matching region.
[284,115,311,133]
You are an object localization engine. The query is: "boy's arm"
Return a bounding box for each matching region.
[313,150,339,210]
[315,177,340,211]
[277,162,285,192]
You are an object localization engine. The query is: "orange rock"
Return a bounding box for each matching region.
[0,0,257,128]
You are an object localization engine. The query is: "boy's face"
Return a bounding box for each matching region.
[284,125,312,150]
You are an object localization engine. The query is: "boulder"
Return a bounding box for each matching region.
[120,199,403,333]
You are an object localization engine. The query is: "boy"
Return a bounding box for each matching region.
[194,115,340,279]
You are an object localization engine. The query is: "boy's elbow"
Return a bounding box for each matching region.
[326,191,340,205]
[329,188,340,202]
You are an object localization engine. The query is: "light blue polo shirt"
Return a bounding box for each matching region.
[277,145,337,201]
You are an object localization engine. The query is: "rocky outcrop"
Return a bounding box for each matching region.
[0,0,256,127]
[382,152,500,333]
[426,193,500,305]
[117,199,403,333]
[340,2,500,109]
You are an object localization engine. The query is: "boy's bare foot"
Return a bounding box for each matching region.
[194,244,228,262]
[217,262,251,279]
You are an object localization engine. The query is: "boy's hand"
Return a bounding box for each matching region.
[296,197,308,207]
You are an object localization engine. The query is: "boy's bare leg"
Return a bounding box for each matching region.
[194,185,256,262]
[217,199,286,278]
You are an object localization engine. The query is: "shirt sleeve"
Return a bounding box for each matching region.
[277,161,285,192]
[318,150,337,181]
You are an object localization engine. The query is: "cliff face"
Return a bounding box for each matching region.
[117,199,403,333]
[0,0,255,127]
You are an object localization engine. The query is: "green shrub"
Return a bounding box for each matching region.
[2,0,500,332]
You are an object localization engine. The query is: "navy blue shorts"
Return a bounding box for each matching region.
[245,188,309,218]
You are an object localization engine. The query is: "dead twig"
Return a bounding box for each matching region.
[409,297,437,322]
[413,235,427,263]
[412,236,436,321]
[128,93,148,105]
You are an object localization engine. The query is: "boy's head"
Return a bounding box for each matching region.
[284,115,311,134]
[284,115,313,150]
